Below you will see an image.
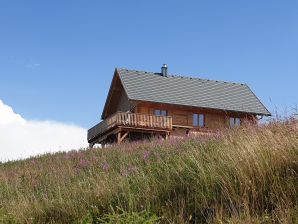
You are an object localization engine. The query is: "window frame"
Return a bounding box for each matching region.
[193,113,205,127]
[235,118,241,126]
[160,110,167,116]
[230,117,241,127]
[154,109,167,116]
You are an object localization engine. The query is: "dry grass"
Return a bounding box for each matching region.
[0,120,297,223]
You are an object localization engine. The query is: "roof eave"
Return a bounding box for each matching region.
[100,68,119,120]
[129,99,271,116]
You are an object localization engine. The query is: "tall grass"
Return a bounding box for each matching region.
[0,120,297,223]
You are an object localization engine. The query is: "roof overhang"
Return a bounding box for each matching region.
[101,68,132,120]
[101,69,119,120]
[130,99,271,116]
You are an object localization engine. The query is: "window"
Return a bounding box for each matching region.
[154,110,160,116]
[230,117,241,127]
[230,117,235,127]
[193,114,205,127]
[154,109,167,116]
[235,118,241,126]
[161,110,167,116]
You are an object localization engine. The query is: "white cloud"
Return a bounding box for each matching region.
[0,100,26,125]
[0,100,87,162]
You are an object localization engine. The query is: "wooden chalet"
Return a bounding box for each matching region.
[88,64,270,147]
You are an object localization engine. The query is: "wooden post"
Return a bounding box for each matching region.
[117,132,121,144]
[117,131,129,144]
[165,132,170,140]
[120,131,129,143]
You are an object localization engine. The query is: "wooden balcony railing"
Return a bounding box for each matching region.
[88,112,172,142]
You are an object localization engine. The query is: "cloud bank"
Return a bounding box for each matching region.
[0,100,87,161]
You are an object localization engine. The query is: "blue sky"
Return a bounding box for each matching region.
[1,0,298,128]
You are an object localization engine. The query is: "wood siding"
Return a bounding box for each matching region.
[89,100,256,145]
[135,101,256,130]
[103,74,134,118]
[116,89,132,113]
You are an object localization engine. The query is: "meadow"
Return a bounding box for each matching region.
[0,120,297,223]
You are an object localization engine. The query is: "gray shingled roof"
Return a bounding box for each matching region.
[117,68,271,116]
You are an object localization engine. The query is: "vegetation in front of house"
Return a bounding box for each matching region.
[0,121,297,223]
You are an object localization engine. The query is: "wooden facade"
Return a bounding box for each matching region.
[88,94,256,147]
[135,101,256,128]
[88,68,261,147]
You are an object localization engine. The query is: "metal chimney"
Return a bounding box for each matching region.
[161,64,168,77]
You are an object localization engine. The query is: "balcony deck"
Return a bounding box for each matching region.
[88,112,172,145]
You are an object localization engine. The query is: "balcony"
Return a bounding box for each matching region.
[88,112,172,143]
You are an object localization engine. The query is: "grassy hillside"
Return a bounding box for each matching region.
[0,121,298,223]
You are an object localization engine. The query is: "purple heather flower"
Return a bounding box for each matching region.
[120,165,138,177]
[101,162,110,172]
[127,165,138,173]
[78,159,90,169]
[143,150,150,162]
[77,151,84,159]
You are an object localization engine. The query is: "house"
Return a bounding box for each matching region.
[88,65,271,147]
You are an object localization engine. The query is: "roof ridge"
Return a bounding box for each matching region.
[116,67,158,75]
[117,67,246,86]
